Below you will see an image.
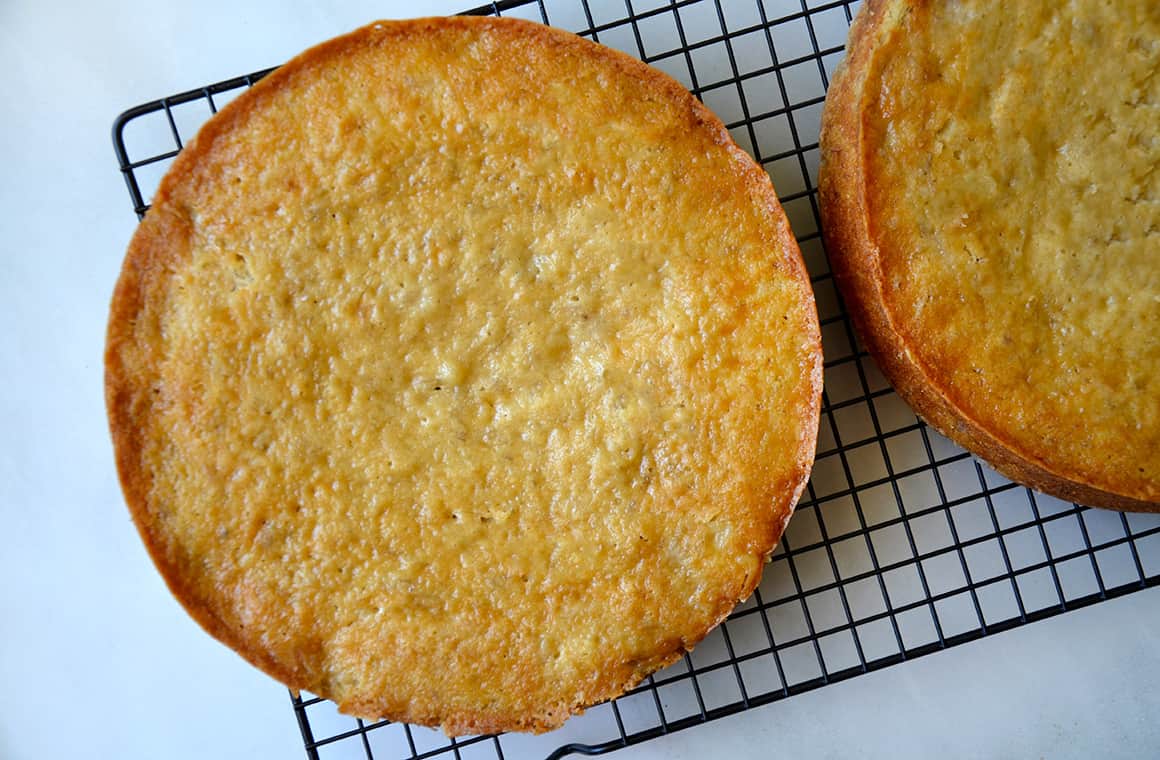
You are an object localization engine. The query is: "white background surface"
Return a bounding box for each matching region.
[1,1,1158,758]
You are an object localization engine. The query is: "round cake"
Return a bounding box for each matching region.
[819,0,1159,511]
[106,17,822,734]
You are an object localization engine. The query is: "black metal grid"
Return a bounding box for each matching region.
[110,0,1160,758]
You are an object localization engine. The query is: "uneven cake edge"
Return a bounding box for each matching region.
[816,0,1159,513]
[106,16,825,735]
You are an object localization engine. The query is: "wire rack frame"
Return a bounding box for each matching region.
[110,0,1160,758]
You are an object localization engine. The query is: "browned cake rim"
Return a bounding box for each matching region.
[817,0,1158,512]
[106,16,824,732]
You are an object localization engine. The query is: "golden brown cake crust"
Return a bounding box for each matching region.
[106,17,822,734]
[819,0,1159,512]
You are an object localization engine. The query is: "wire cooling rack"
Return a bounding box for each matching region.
[111,0,1160,757]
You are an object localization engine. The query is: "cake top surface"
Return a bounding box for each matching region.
[834,0,1158,503]
[106,17,822,733]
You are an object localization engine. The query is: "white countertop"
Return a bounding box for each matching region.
[2,1,1157,757]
